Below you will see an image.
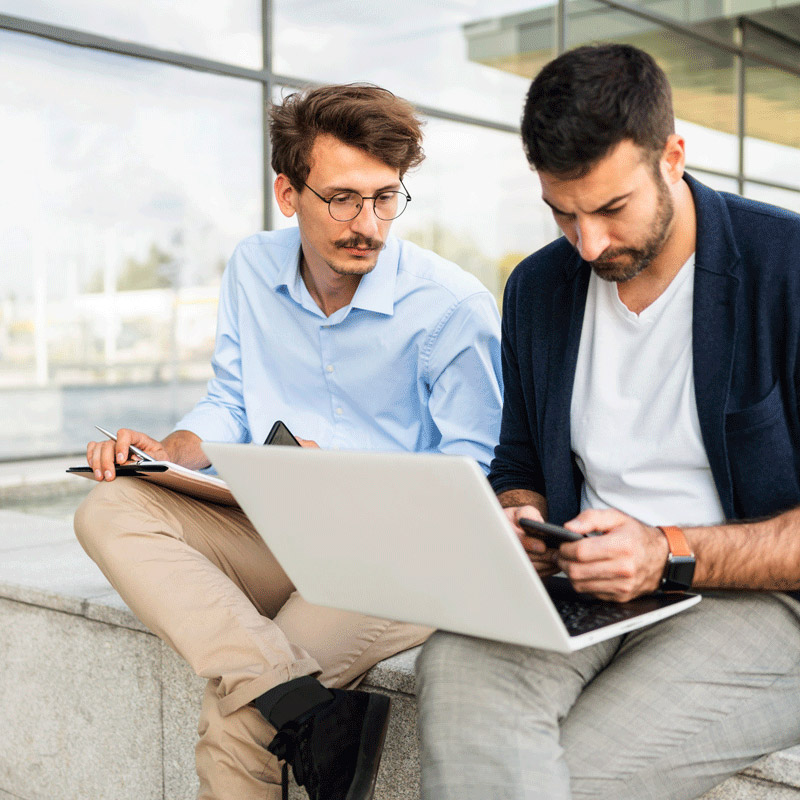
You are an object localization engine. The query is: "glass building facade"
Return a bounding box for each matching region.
[1,1,798,460]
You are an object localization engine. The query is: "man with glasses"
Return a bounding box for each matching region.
[75,84,503,800]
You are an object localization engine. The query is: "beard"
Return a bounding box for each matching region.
[589,173,675,284]
[326,234,385,276]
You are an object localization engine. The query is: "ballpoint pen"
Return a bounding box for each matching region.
[95,425,157,463]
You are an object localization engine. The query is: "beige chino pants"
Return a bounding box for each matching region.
[74,477,431,800]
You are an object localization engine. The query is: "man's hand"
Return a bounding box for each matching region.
[504,505,560,578]
[557,509,670,602]
[295,437,320,449]
[86,428,170,481]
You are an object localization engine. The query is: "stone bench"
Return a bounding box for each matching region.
[1,506,799,799]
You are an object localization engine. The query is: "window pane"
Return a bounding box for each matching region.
[688,170,739,194]
[744,183,800,215]
[565,1,739,174]
[0,32,263,459]
[744,60,800,190]
[273,0,545,128]
[391,118,554,305]
[0,0,262,69]
[742,13,800,73]
[567,0,740,39]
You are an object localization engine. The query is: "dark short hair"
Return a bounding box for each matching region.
[270,84,425,190]
[521,44,674,177]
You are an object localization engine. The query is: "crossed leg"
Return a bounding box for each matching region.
[75,477,430,800]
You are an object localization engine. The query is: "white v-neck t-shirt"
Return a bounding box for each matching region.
[570,256,725,527]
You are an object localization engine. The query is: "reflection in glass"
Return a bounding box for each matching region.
[563,1,739,174]
[686,170,738,194]
[0,0,262,68]
[742,16,800,76]
[0,32,262,458]
[391,117,555,303]
[744,60,800,188]
[568,0,738,38]
[273,0,541,128]
[744,183,800,215]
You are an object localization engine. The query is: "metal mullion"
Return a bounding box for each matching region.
[7,7,798,195]
[263,0,273,231]
[592,0,800,80]
[0,13,270,83]
[685,162,800,195]
[556,0,567,55]
[735,174,800,195]
[269,71,520,134]
[0,11,526,134]
[735,19,746,196]
[684,163,739,183]
[744,17,800,52]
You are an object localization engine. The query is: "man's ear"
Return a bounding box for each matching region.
[660,134,686,185]
[274,174,299,218]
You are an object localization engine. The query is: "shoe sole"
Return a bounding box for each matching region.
[345,693,391,800]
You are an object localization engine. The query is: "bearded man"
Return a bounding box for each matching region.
[416,43,800,800]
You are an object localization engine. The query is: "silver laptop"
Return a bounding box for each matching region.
[202,444,700,652]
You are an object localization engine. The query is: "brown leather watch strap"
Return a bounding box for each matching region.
[657,525,693,557]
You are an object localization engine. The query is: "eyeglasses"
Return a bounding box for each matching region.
[302,180,411,222]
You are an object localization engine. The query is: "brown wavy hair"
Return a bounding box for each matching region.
[270,84,425,190]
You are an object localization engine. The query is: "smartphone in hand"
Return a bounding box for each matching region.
[518,518,598,549]
[264,420,301,447]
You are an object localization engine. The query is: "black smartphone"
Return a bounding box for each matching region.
[264,420,301,447]
[518,518,594,548]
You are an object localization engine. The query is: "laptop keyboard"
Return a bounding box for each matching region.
[543,575,684,638]
[552,595,643,637]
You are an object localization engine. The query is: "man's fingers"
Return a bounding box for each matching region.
[115,428,134,464]
[558,554,634,584]
[527,553,560,577]
[88,440,118,481]
[557,535,612,563]
[565,577,640,604]
[521,535,549,556]
[510,505,544,525]
[86,441,104,481]
[566,508,628,535]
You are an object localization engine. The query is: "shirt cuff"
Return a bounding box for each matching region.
[172,405,249,444]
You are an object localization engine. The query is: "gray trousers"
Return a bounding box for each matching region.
[416,591,800,800]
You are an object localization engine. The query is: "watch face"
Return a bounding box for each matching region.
[666,556,696,589]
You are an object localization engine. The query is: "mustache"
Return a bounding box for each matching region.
[335,235,384,250]
[590,247,640,266]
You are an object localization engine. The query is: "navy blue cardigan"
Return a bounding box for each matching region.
[489,174,800,540]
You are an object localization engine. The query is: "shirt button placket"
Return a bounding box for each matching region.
[319,325,344,441]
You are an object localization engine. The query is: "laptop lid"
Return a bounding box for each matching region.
[202,444,699,652]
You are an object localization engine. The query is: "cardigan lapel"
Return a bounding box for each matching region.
[541,253,589,522]
[686,174,741,518]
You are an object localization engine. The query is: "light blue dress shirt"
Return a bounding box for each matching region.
[175,227,503,472]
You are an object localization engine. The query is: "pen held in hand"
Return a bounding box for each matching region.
[95,425,157,463]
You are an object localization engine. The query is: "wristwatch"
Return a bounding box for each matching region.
[657,526,695,592]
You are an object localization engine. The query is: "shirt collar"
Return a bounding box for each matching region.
[348,235,399,316]
[271,228,303,297]
[272,228,399,318]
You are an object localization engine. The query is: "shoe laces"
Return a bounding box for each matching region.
[268,719,319,800]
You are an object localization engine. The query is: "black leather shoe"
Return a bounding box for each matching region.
[263,678,391,800]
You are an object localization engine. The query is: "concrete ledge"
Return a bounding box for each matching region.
[1,507,799,800]
[0,509,419,800]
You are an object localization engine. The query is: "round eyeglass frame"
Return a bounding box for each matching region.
[302,180,411,222]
